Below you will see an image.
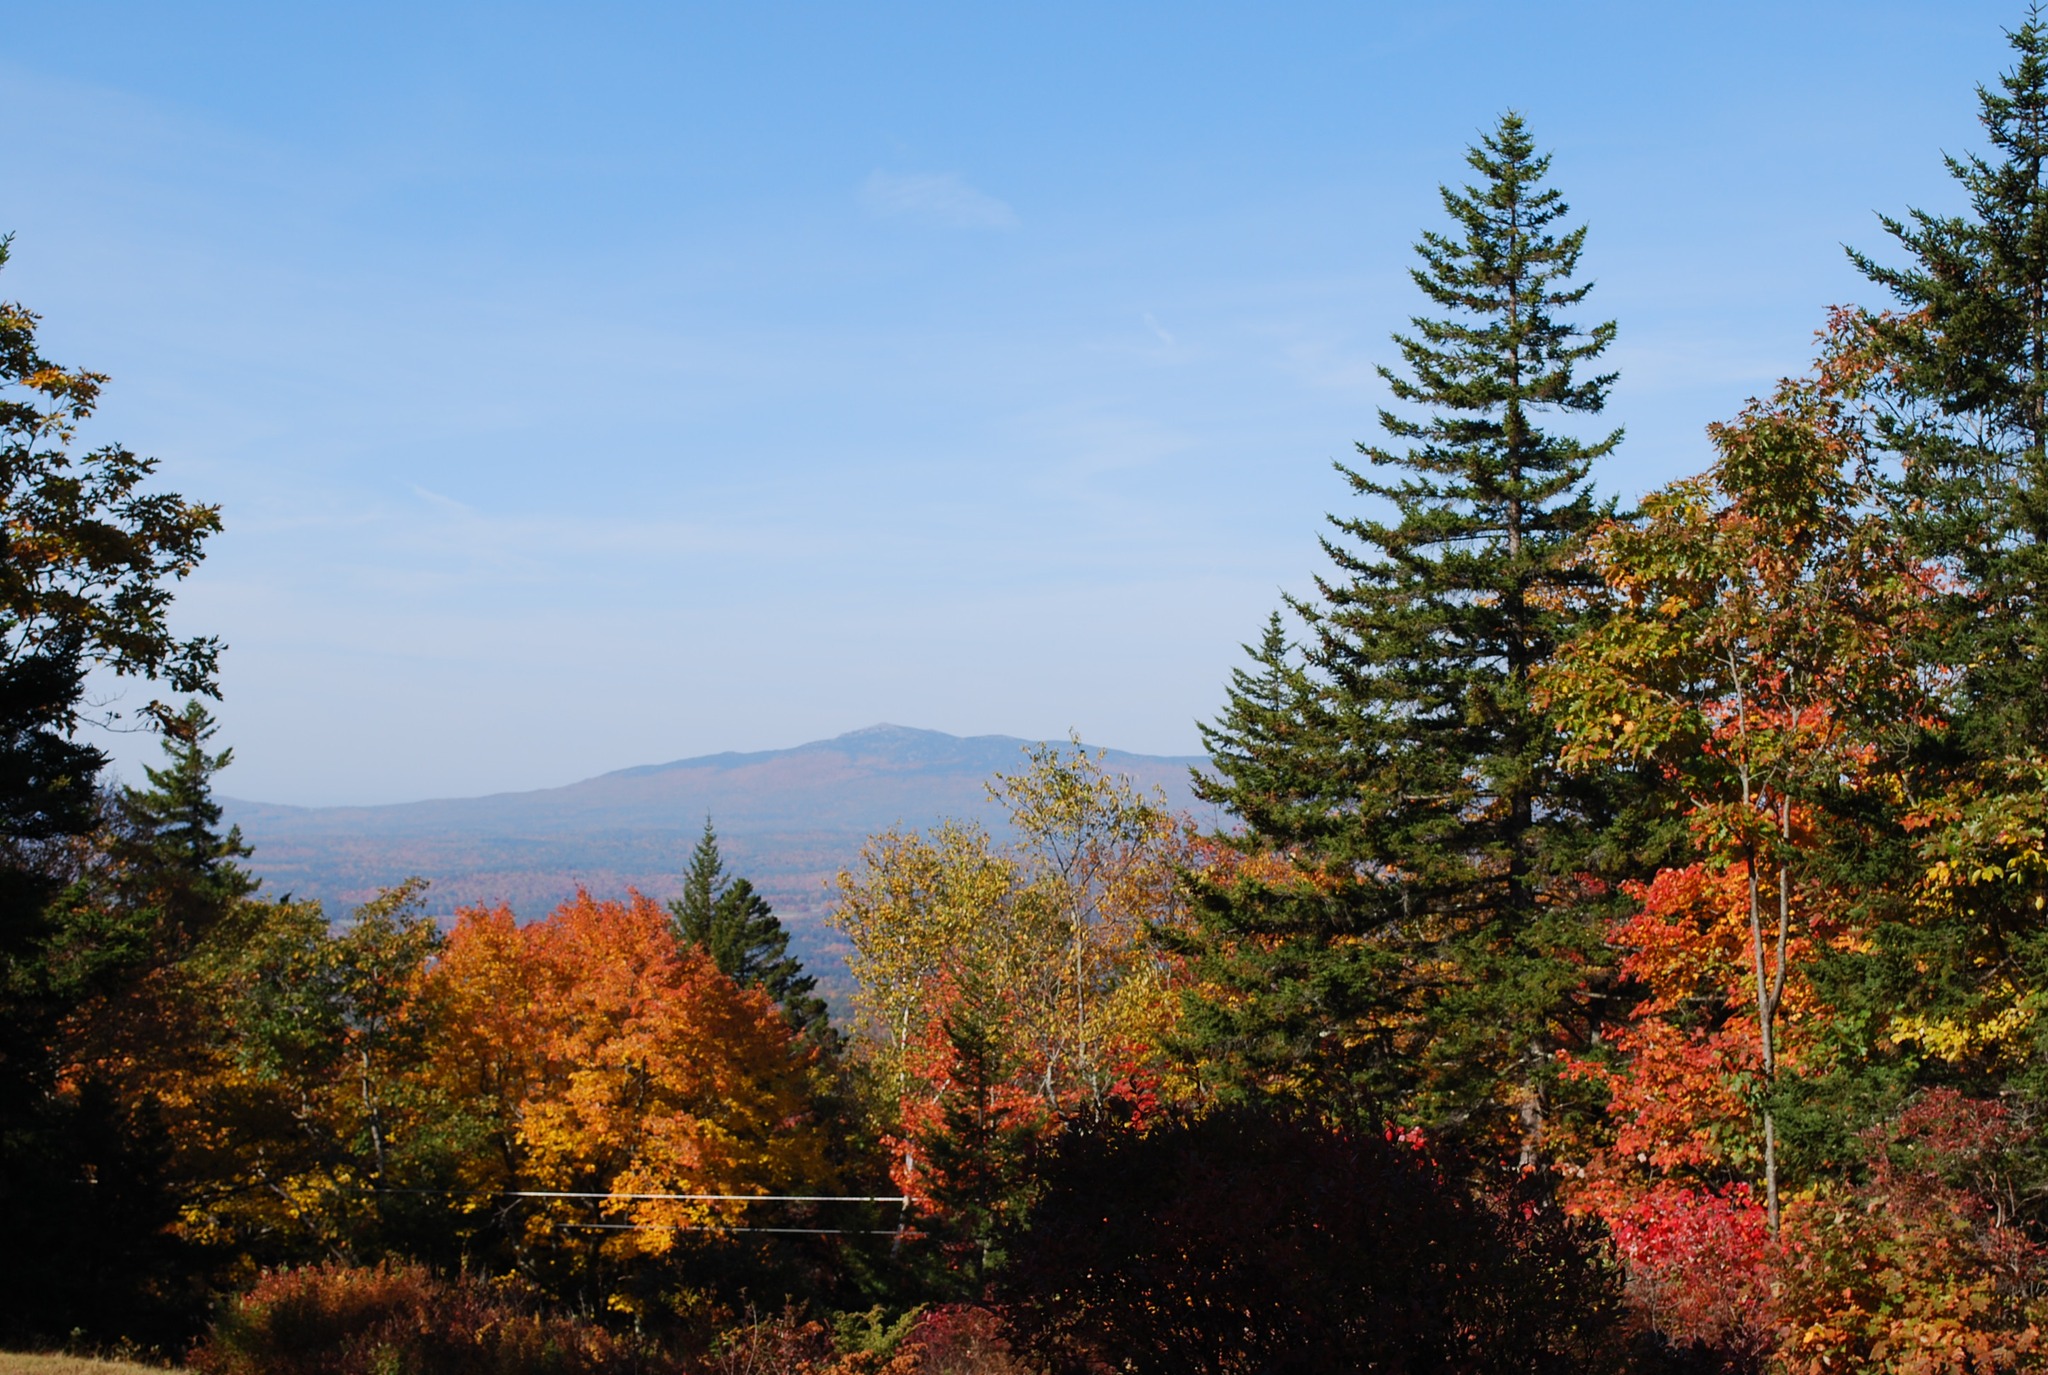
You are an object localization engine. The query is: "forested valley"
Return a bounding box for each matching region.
[13,16,2048,1375]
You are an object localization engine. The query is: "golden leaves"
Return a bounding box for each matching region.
[428,891,833,1249]
[830,743,1199,1123]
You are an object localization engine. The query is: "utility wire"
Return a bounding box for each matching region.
[354,1184,914,1235]
[558,1222,909,1237]
[363,1186,905,1205]
[504,1190,906,1204]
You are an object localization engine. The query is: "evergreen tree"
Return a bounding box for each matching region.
[670,817,830,1039]
[1850,6,2048,758]
[1188,113,1625,1156]
[0,701,262,1346]
[674,813,729,931]
[110,699,257,948]
[1193,613,1323,842]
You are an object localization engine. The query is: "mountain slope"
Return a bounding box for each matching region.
[222,725,1214,993]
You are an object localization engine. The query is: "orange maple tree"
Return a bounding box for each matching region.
[428,891,833,1267]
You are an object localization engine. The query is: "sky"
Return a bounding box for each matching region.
[0,1,2023,805]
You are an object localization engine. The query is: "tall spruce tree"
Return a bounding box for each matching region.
[110,699,257,948]
[670,817,830,1039]
[1187,113,1623,1156]
[1850,8,2048,760]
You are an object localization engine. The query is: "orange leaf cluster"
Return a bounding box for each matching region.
[428,892,833,1250]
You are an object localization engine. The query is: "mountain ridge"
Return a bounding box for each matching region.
[220,725,1215,999]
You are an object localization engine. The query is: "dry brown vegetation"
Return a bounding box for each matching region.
[0,1357,184,1375]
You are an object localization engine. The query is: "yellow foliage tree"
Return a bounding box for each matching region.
[830,743,1197,1126]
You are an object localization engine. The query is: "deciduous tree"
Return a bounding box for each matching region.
[1539,361,1932,1232]
[0,234,226,1347]
[428,890,834,1313]
[831,745,1195,1247]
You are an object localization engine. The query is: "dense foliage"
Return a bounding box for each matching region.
[0,233,227,1351]
[1001,1108,1630,1375]
[1172,16,2048,1370]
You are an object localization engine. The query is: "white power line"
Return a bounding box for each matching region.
[364,1186,906,1205]
[559,1222,908,1236]
[495,1190,906,1205]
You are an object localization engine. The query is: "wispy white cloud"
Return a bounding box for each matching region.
[860,171,1018,230]
[408,483,477,515]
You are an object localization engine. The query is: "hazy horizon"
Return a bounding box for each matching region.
[219,721,1210,809]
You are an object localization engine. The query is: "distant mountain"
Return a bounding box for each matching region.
[221,725,1215,1001]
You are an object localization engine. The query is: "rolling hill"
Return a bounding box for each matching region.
[221,724,1214,996]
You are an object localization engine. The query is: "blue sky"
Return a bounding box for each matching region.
[0,2,2021,804]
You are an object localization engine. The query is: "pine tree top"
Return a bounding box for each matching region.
[1333,110,1617,597]
[109,698,257,945]
[1385,112,1611,419]
[1846,5,2048,758]
[669,816,830,1038]
[1851,5,2048,464]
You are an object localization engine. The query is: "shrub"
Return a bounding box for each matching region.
[885,1306,1026,1375]
[699,1304,1032,1375]
[999,1107,1632,1375]
[190,1261,661,1375]
[830,1307,922,1363]
[697,1306,835,1375]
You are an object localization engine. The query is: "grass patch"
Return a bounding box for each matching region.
[0,1356,184,1375]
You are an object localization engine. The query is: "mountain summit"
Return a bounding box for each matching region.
[221,726,1211,988]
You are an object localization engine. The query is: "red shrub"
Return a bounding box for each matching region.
[697,1306,836,1375]
[696,1304,1033,1375]
[191,1261,661,1375]
[886,1306,1025,1375]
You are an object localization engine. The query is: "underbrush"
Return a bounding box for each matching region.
[705,1304,1026,1374]
[189,1263,660,1375]
[189,1266,1033,1375]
